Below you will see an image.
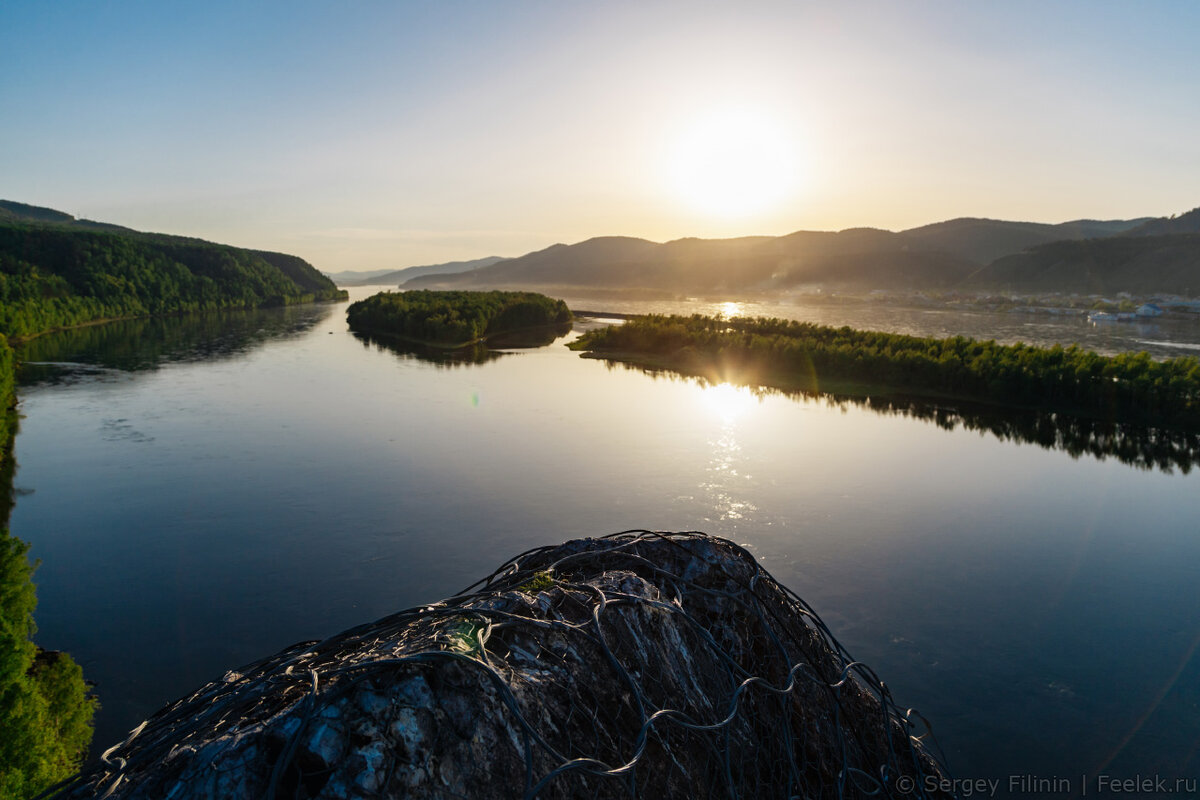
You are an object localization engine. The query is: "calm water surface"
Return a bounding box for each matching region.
[11,288,1200,793]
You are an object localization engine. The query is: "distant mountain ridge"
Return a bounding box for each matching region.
[8,199,1199,300]
[404,229,977,292]
[0,199,139,234]
[405,209,1198,297]
[966,232,1200,295]
[328,256,506,287]
[1122,207,1200,237]
[960,206,1200,294]
[899,217,1152,264]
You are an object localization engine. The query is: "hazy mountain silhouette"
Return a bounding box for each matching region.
[329,256,507,286]
[1122,207,1200,237]
[900,217,1150,264]
[9,198,1198,297]
[407,210,1196,296]
[966,233,1200,295]
[406,237,658,287]
[405,230,976,292]
[323,267,405,284]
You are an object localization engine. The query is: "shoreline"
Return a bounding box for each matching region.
[349,318,574,350]
[8,293,348,347]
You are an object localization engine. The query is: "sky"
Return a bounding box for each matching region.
[3,1,1200,271]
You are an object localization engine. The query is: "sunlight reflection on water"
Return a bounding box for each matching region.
[718,301,743,319]
[696,382,758,525]
[698,382,757,422]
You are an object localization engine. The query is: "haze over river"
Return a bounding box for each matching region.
[11,286,1200,793]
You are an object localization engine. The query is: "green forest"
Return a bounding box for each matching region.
[0,220,345,339]
[571,315,1200,430]
[0,527,96,799]
[346,290,572,346]
[0,206,349,797]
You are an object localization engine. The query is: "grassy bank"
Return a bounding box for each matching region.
[570,314,1200,430]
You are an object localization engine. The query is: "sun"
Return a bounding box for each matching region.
[667,108,800,220]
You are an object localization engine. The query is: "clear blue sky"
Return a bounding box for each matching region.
[4,1,1199,270]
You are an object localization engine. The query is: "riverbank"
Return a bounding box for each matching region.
[0,335,13,467]
[0,334,97,798]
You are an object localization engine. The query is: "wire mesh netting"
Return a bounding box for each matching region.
[48,530,955,799]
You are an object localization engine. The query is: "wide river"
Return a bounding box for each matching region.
[11,287,1200,794]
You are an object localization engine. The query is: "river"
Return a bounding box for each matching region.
[10,286,1200,793]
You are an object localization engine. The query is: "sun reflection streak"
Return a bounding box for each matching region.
[696,381,759,526]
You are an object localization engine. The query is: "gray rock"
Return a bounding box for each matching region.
[53,531,953,799]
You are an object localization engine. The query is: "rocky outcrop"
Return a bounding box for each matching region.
[54,531,952,799]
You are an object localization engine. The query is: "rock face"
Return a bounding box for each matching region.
[55,532,953,799]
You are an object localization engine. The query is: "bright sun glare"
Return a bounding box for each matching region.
[668,108,799,220]
[700,382,757,422]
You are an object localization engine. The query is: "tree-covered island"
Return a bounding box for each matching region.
[571,314,1200,430]
[346,290,573,347]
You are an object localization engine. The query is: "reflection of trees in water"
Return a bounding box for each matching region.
[16,303,333,380]
[351,322,572,368]
[486,322,572,349]
[352,331,504,367]
[854,395,1200,475]
[600,359,1200,475]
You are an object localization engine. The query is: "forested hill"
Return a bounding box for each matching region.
[0,198,139,233]
[0,200,346,338]
[1122,206,1200,237]
[899,217,1151,264]
[966,232,1200,295]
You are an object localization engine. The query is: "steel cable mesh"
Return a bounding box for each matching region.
[46,530,954,800]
